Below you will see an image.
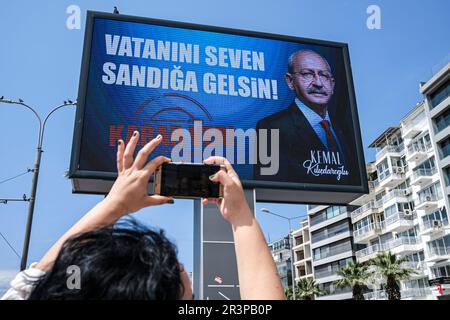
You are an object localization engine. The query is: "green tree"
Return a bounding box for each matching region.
[334,261,371,300]
[370,251,416,300]
[284,286,293,300]
[295,278,326,300]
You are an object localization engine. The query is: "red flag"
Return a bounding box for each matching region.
[436,284,443,295]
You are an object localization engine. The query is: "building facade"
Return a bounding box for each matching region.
[307,205,357,300]
[351,62,450,300]
[269,236,293,290]
[420,62,450,299]
[292,219,313,282]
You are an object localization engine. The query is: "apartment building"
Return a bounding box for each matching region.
[350,66,450,299]
[420,62,450,299]
[292,219,313,282]
[269,236,293,289]
[307,205,357,300]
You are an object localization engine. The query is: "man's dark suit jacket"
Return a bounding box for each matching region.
[253,101,359,185]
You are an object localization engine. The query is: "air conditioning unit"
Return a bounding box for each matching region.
[404,209,412,215]
[426,196,432,202]
[432,220,443,228]
[404,188,411,196]
[396,167,404,174]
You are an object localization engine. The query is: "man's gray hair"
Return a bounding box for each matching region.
[287,50,332,74]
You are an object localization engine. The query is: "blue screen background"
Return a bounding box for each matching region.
[79,17,350,180]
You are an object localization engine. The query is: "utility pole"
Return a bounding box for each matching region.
[0,97,76,270]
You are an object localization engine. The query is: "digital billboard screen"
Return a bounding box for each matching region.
[70,11,368,204]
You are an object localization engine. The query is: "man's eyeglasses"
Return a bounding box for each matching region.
[289,69,334,83]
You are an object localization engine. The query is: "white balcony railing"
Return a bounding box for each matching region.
[355,237,421,259]
[364,287,432,300]
[376,143,405,160]
[356,243,381,258]
[401,287,433,299]
[384,211,416,227]
[353,221,385,240]
[401,261,427,272]
[421,219,448,232]
[427,246,450,258]
[382,189,411,204]
[407,141,432,157]
[412,168,437,181]
[351,200,383,220]
[415,193,439,207]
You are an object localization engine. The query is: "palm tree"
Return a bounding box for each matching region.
[370,251,416,300]
[296,278,326,300]
[284,286,293,300]
[334,261,371,300]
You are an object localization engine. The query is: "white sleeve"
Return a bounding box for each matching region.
[1,263,46,300]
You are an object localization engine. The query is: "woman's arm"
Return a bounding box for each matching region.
[34,131,172,272]
[203,157,286,300]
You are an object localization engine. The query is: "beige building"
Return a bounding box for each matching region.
[292,219,313,282]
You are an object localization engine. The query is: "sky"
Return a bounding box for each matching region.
[0,0,449,287]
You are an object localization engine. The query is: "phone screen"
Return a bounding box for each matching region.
[160,163,222,198]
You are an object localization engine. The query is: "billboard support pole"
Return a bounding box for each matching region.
[193,188,256,300]
[0,98,76,270]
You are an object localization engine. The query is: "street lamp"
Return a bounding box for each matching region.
[0,97,76,270]
[261,207,306,300]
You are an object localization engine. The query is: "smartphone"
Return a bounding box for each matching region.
[154,162,226,199]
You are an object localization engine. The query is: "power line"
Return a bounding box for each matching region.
[0,168,33,185]
[0,231,21,260]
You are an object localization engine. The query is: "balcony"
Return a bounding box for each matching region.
[351,200,383,222]
[353,221,385,244]
[420,219,448,236]
[364,287,432,300]
[411,168,437,186]
[384,211,416,233]
[415,194,440,211]
[401,287,433,300]
[375,167,406,190]
[401,261,428,278]
[426,246,450,262]
[355,243,382,262]
[403,116,426,139]
[375,143,405,162]
[382,188,411,207]
[388,237,422,255]
[406,142,433,163]
[355,237,421,262]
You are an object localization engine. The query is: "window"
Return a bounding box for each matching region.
[384,204,397,219]
[414,156,436,171]
[313,239,352,261]
[314,257,353,279]
[427,234,450,256]
[439,137,450,159]
[431,264,450,278]
[417,182,443,203]
[423,208,449,229]
[310,206,347,226]
[311,220,350,243]
[444,167,450,186]
[429,77,450,109]
[377,159,390,182]
[355,215,374,232]
[434,108,450,133]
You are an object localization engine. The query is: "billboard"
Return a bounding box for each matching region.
[70,11,368,204]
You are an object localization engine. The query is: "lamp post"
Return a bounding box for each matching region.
[0,97,76,270]
[261,208,306,300]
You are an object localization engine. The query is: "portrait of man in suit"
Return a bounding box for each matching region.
[254,49,356,185]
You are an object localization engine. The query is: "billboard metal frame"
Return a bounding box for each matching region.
[69,10,368,203]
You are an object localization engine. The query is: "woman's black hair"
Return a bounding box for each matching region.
[28,218,182,300]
